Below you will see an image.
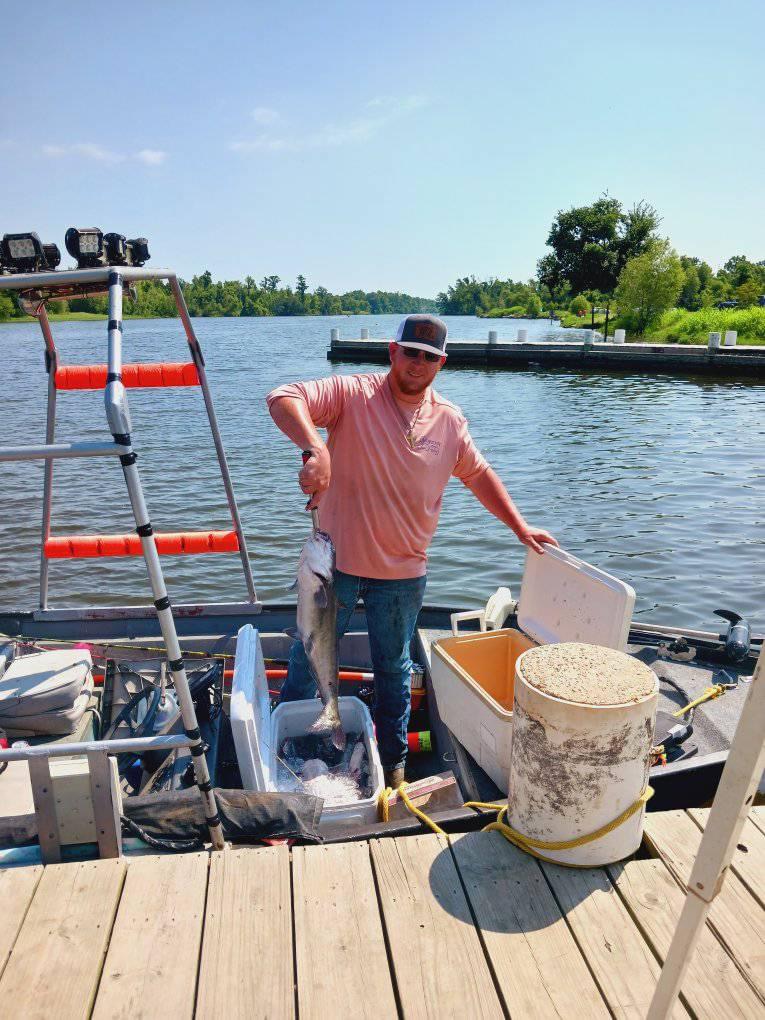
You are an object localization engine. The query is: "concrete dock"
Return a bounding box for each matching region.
[328,336,765,378]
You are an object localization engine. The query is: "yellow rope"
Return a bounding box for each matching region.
[465,787,654,864]
[379,783,653,864]
[672,683,726,717]
[378,782,446,835]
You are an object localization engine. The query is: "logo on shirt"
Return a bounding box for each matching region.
[412,436,442,455]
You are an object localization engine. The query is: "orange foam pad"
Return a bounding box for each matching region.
[55,362,199,389]
[44,530,239,558]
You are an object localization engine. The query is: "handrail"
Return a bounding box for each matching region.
[0,732,193,762]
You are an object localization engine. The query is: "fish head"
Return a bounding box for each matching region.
[301,529,336,583]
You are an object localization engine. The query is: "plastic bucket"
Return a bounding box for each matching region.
[508,642,658,866]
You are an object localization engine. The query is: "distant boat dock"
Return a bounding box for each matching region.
[327,328,765,378]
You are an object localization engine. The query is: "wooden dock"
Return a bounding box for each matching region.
[1,807,763,1018]
[327,337,765,378]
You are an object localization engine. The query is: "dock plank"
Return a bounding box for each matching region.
[93,852,208,1020]
[371,833,503,1019]
[644,810,765,1000]
[610,859,763,1018]
[0,859,124,1020]
[750,805,765,838]
[452,832,608,1018]
[542,860,687,1019]
[0,865,43,980]
[689,807,765,909]
[196,846,294,1020]
[292,842,397,1020]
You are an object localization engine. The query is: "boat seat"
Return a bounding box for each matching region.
[0,649,93,735]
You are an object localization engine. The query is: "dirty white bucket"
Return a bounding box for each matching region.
[508,642,658,866]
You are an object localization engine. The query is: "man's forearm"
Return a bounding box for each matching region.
[465,467,528,537]
[268,396,325,452]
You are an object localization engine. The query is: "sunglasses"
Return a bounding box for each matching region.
[400,346,441,364]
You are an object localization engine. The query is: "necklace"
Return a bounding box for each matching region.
[387,378,426,448]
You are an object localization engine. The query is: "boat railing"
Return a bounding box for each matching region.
[0,732,196,863]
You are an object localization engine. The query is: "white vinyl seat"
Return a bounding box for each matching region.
[0,649,93,735]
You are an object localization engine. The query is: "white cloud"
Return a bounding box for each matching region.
[41,143,168,165]
[232,95,430,155]
[42,142,124,163]
[252,106,280,125]
[136,149,167,165]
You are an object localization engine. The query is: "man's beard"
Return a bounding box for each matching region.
[397,373,430,397]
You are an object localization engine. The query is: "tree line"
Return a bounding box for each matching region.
[438,196,764,335]
[0,271,437,321]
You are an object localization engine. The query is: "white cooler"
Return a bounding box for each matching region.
[431,546,636,793]
[230,624,384,828]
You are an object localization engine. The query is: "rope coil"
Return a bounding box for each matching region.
[379,781,654,867]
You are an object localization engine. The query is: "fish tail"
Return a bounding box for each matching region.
[308,702,345,750]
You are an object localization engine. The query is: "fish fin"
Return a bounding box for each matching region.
[287,578,298,593]
[308,702,345,750]
[331,723,346,752]
[284,627,300,642]
[313,584,329,610]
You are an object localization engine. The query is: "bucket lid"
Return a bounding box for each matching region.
[231,624,272,790]
[517,545,635,650]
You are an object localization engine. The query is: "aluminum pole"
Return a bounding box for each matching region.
[169,275,257,602]
[104,270,225,851]
[36,305,57,609]
[647,640,765,1018]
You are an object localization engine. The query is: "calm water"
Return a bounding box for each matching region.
[0,314,762,630]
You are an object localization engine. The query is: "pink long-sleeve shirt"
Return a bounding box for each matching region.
[266,372,489,579]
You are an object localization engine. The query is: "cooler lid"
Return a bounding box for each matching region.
[517,545,635,650]
[230,624,272,791]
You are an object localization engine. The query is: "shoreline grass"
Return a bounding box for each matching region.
[558,306,765,346]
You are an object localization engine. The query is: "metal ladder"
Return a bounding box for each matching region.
[0,264,260,851]
[32,273,256,609]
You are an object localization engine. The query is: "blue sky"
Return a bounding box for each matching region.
[2,1,763,297]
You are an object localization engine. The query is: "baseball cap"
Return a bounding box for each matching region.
[394,314,448,358]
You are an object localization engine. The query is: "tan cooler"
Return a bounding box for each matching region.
[430,545,635,792]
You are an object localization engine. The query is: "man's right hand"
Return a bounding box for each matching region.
[299,444,331,510]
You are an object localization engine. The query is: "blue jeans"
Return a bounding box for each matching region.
[281,570,427,772]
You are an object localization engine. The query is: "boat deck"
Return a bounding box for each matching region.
[1,807,763,1019]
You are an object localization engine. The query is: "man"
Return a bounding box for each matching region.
[266,314,557,788]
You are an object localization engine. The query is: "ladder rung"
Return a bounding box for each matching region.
[45,530,240,559]
[0,441,126,463]
[55,362,200,390]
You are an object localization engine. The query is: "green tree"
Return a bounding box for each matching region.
[615,239,683,335]
[736,280,760,308]
[678,258,702,311]
[0,292,15,320]
[296,275,308,305]
[538,196,660,336]
[569,295,588,316]
[525,293,542,318]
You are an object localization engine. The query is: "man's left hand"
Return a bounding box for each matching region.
[517,527,559,555]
